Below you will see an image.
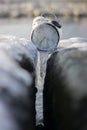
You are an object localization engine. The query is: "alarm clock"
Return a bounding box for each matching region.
[31,16,62,53]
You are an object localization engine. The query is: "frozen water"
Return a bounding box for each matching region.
[36,51,49,125]
[39,52,49,82]
[32,16,60,125]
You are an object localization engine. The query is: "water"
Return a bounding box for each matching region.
[61,17,87,39]
[0,18,32,39]
[0,17,87,39]
[0,17,87,125]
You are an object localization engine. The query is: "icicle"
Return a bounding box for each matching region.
[36,51,49,125]
[39,51,49,84]
[31,15,62,126]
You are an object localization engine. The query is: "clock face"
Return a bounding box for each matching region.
[31,23,59,52]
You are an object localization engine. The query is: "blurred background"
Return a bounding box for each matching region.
[0,0,87,40]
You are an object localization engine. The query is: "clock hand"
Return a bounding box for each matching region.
[40,37,45,45]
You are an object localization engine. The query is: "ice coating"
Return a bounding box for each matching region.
[31,16,62,53]
[31,16,61,87]
[36,51,49,125]
[0,34,37,66]
[31,23,59,52]
[0,50,32,98]
[32,16,48,30]
[31,15,62,86]
[31,16,62,125]
[59,37,87,49]
[39,52,49,80]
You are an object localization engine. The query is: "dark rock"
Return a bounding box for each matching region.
[0,34,37,130]
[43,38,87,130]
[0,50,36,130]
[36,124,44,130]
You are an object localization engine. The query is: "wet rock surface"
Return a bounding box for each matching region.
[44,38,87,130]
[0,35,37,130]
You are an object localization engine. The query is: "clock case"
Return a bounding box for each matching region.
[31,16,61,53]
